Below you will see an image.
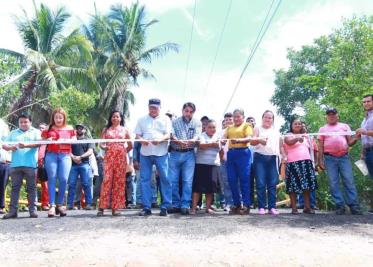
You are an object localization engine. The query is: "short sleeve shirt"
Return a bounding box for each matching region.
[196,132,221,166]
[6,127,40,168]
[135,114,171,156]
[42,128,76,154]
[71,137,94,165]
[318,122,351,156]
[225,122,253,149]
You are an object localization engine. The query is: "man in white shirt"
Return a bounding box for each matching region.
[0,119,11,214]
[135,98,172,216]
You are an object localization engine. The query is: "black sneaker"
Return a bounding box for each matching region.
[29,212,38,218]
[168,207,181,214]
[368,209,373,215]
[139,209,152,216]
[336,207,346,215]
[181,208,190,215]
[3,212,17,219]
[229,205,241,215]
[159,209,168,217]
[350,207,363,215]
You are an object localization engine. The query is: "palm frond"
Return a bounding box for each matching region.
[140,42,179,63]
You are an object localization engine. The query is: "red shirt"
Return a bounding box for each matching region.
[41,128,76,154]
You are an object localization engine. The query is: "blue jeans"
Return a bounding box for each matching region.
[67,163,92,207]
[254,153,278,209]
[45,152,72,206]
[220,161,233,206]
[365,150,373,179]
[324,154,359,208]
[0,162,9,209]
[227,148,251,207]
[135,169,160,205]
[169,151,195,209]
[140,154,171,210]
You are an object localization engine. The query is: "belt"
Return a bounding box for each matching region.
[229,147,249,150]
[171,148,194,153]
[324,152,348,157]
[364,146,373,153]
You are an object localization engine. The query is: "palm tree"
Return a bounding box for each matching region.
[83,2,178,125]
[0,1,96,124]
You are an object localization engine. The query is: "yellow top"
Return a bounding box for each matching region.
[226,122,253,149]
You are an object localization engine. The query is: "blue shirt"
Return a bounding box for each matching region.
[6,127,40,168]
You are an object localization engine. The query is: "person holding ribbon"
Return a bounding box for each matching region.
[223,108,253,215]
[284,118,317,214]
[318,108,362,215]
[42,108,76,217]
[97,111,132,216]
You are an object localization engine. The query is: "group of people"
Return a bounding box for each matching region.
[0,94,372,219]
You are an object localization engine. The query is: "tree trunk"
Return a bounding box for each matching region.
[113,90,125,115]
[8,70,38,126]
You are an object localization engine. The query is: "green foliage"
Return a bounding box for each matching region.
[0,55,23,117]
[49,86,97,126]
[271,16,373,210]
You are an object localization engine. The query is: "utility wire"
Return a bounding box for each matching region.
[201,0,233,101]
[182,0,197,99]
[223,0,282,114]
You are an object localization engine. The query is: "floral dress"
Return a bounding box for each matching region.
[99,126,130,210]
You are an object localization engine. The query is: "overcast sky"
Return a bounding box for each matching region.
[0,0,372,130]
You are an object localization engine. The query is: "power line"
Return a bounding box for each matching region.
[182,0,197,99]
[223,0,282,114]
[201,0,233,101]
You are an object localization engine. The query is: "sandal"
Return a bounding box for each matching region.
[112,209,121,216]
[189,209,196,215]
[291,209,299,215]
[56,205,67,217]
[48,206,56,218]
[97,209,104,216]
[303,208,315,214]
[206,208,215,214]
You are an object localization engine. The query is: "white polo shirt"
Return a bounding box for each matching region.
[135,114,171,156]
[0,119,11,163]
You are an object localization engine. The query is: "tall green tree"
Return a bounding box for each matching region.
[83,2,178,132]
[0,2,96,124]
[271,16,372,130]
[271,16,373,209]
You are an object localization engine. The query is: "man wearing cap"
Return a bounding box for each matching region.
[135,98,172,216]
[318,108,362,215]
[67,124,94,210]
[169,102,201,215]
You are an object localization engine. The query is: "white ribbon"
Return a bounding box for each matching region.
[0,131,356,146]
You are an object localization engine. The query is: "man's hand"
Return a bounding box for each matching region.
[9,146,17,151]
[18,143,27,149]
[356,128,367,135]
[140,140,151,146]
[133,161,140,171]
